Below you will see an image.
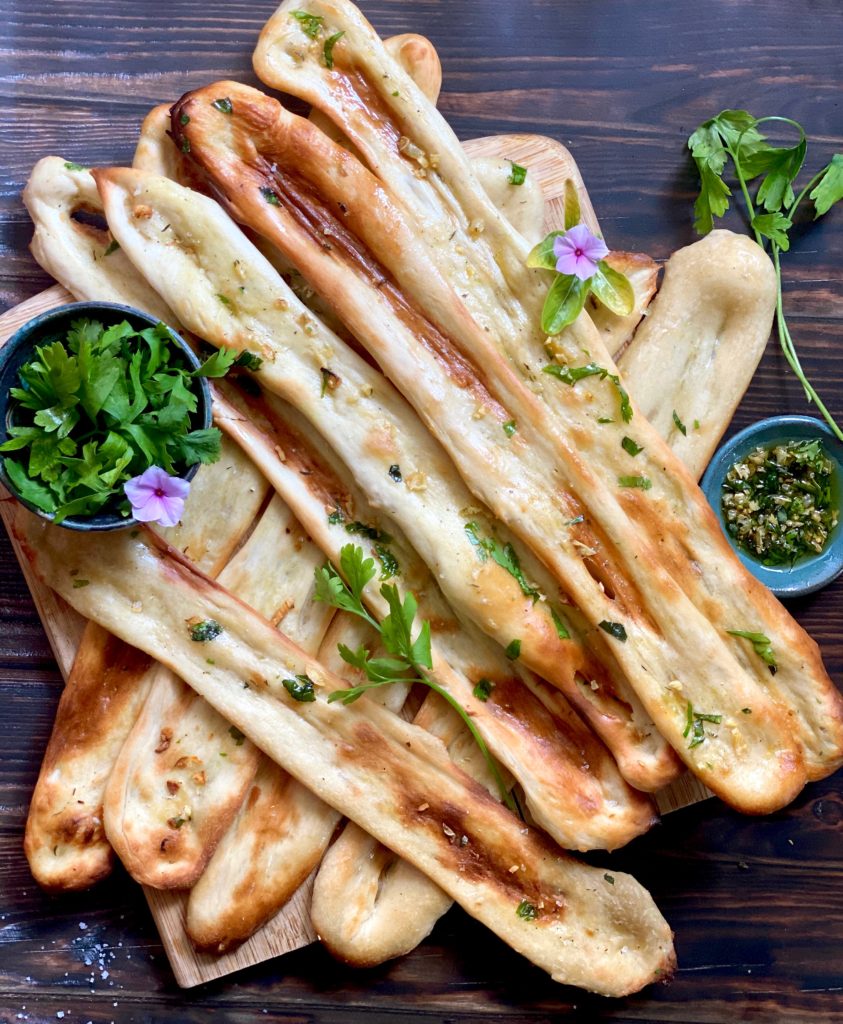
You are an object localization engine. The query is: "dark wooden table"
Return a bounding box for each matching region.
[2,1,842,1021]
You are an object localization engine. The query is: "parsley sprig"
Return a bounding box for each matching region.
[314,544,516,812]
[688,110,843,440]
[0,318,231,522]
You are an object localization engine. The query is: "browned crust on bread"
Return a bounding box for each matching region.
[24,622,152,891]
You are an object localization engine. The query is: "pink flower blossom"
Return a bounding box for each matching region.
[552,225,609,281]
[124,466,190,528]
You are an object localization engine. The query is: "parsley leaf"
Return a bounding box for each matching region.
[599,620,627,642]
[463,522,540,602]
[314,544,515,812]
[726,629,778,674]
[543,362,632,423]
[618,475,652,490]
[507,161,527,186]
[473,678,495,701]
[291,10,323,37]
[283,674,316,702]
[688,109,843,441]
[683,700,722,749]
[810,153,843,217]
[323,30,344,69]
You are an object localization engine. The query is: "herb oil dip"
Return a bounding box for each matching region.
[721,438,839,565]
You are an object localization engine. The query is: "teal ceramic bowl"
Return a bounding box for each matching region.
[0,301,210,531]
[701,415,843,598]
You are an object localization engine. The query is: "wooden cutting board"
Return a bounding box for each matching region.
[0,133,709,988]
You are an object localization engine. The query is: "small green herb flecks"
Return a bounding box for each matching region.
[508,161,527,186]
[233,350,263,371]
[291,10,324,37]
[463,522,541,602]
[103,239,120,257]
[64,161,88,172]
[599,620,627,642]
[260,186,281,206]
[543,362,632,423]
[505,639,521,660]
[190,619,223,642]
[323,30,345,69]
[516,899,537,920]
[388,464,402,482]
[216,293,232,307]
[169,816,187,829]
[672,410,688,436]
[502,419,517,438]
[375,543,400,580]
[727,629,778,674]
[72,578,90,588]
[565,515,585,526]
[320,367,339,397]
[550,607,570,640]
[345,520,391,543]
[683,700,722,749]
[603,873,615,885]
[597,416,614,424]
[181,137,191,154]
[694,419,701,430]
[621,436,643,456]
[473,678,495,702]
[618,475,652,490]
[228,725,245,746]
[212,97,233,114]
[327,507,345,525]
[283,674,316,702]
[179,113,190,126]
[741,707,753,714]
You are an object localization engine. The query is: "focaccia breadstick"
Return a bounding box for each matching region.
[171,74,842,809]
[12,506,676,998]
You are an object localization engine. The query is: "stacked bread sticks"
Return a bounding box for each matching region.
[15,0,843,998]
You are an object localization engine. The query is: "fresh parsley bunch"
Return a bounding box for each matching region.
[1,318,234,522]
[688,110,843,440]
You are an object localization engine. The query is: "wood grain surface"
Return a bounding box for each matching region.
[1,1,842,1022]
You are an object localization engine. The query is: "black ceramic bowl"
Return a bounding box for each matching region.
[0,301,211,531]
[701,415,843,598]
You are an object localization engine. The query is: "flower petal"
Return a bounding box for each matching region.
[131,494,168,523]
[156,494,186,528]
